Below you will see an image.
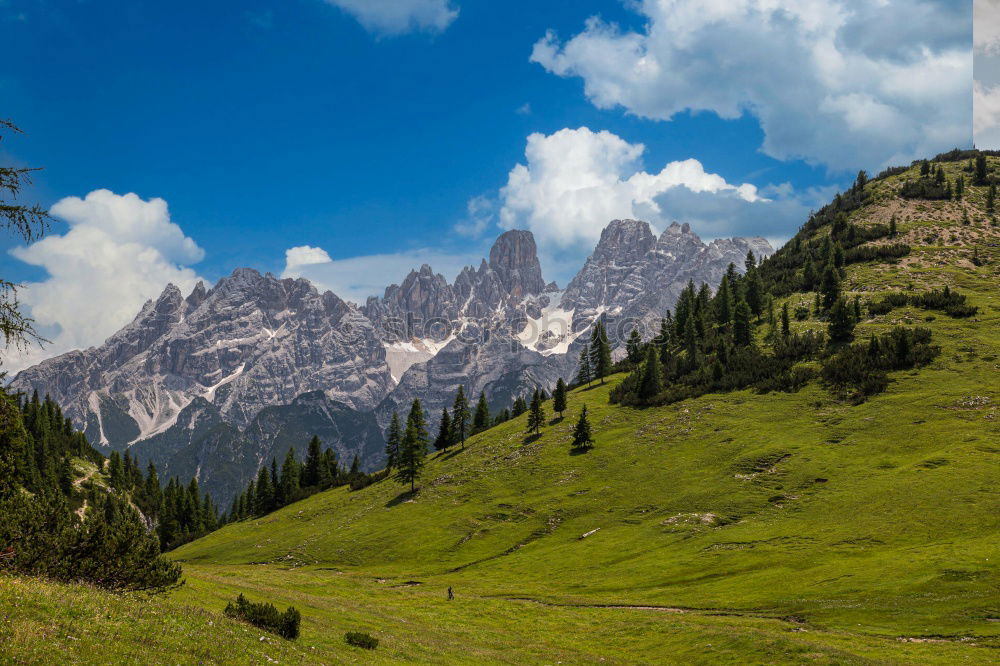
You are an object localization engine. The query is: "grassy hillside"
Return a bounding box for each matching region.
[4,155,999,664]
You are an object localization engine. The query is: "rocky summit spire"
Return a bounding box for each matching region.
[488,229,546,300]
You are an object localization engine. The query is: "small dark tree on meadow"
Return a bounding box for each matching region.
[820,265,841,310]
[625,329,643,365]
[511,395,527,417]
[434,408,452,452]
[527,389,545,435]
[827,297,856,345]
[571,406,594,450]
[396,399,428,492]
[638,344,662,401]
[451,386,470,448]
[781,302,791,338]
[974,153,988,185]
[472,391,490,433]
[552,378,567,418]
[590,320,612,384]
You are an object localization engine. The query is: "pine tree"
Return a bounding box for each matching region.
[396,399,428,492]
[956,175,964,200]
[744,266,763,320]
[638,344,662,401]
[975,153,988,185]
[575,346,592,386]
[827,297,856,344]
[527,389,545,435]
[626,329,643,365]
[590,320,612,384]
[108,451,125,491]
[472,391,490,433]
[384,412,401,469]
[715,275,734,325]
[512,395,527,417]
[303,436,323,487]
[819,265,841,310]
[254,466,272,515]
[781,302,791,338]
[571,406,594,449]
[732,298,753,347]
[889,215,898,238]
[279,448,299,504]
[451,386,470,448]
[552,378,567,418]
[802,256,817,290]
[434,408,453,452]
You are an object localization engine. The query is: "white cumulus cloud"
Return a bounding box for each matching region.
[4,189,204,373]
[532,0,972,171]
[323,0,458,36]
[497,127,763,251]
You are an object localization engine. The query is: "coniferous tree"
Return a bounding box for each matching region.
[732,298,754,347]
[303,436,323,487]
[781,302,791,338]
[975,153,988,185]
[638,344,662,401]
[956,175,964,200]
[590,320,612,384]
[657,315,674,364]
[571,406,594,450]
[279,448,299,504]
[472,391,490,433]
[451,386,470,448]
[626,329,643,365]
[396,399,428,492]
[384,412,402,470]
[527,389,545,435]
[715,274,734,325]
[255,465,273,515]
[989,183,997,216]
[512,395,528,417]
[575,346,592,386]
[828,297,856,344]
[552,378,568,418]
[744,265,763,319]
[802,256,817,290]
[889,215,898,238]
[819,264,841,310]
[434,408,453,452]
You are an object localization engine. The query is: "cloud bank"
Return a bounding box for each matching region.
[323,0,458,36]
[532,0,972,171]
[4,190,204,373]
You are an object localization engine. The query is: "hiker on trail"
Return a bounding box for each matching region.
[448,586,454,600]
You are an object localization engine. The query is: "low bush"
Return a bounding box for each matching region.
[224,594,301,639]
[868,288,977,319]
[345,632,379,649]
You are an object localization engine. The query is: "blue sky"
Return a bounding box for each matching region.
[0,0,973,369]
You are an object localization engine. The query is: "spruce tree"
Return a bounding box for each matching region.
[802,256,817,290]
[638,344,662,402]
[512,395,527,417]
[396,399,428,492]
[434,408,453,452]
[552,378,567,418]
[575,346,592,386]
[527,389,545,435]
[827,297,856,344]
[451,386,470,448]
[819,265,841,310]
[626,329,643,365]
[732,298,754,347]
[715,274,734,325]
[304,436,323,487]
[889,215,898,238]
[279,448,299,504]
[975,153,988,185]
[473,391,490,433]
[384,412,401,469]
[744,266,763,320]
[571,406,594,450]
[590,320,612,384]
[781,302,791,338]
[254,466,272,515]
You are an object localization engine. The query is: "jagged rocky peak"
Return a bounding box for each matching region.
[488,229,546,299]
[592,219,658,262]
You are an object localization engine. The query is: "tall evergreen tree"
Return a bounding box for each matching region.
[638,344,662,401]
[279,448,299,504]
[781,302,791,338]
[472,391,490,433]
[827,297,856,344]
[552,378,568,418]
[303,436,323,487]
[527,389,545,435]
[571,406,594,450]
[819,264,841,310]
[434,408,453,452]
[733,298,754,347]
[396,399,428,492]
[254,466,272,515]
[590,320,612,384]
[384,412,402,470]
[511,395,528,417]
[451,386,471,448]
[626,328,643,365]
[715,274,734,325]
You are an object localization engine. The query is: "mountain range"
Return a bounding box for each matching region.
[10,219,771,502]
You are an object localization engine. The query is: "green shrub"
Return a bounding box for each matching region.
[345,632,379,649]
[224,594,301,639]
